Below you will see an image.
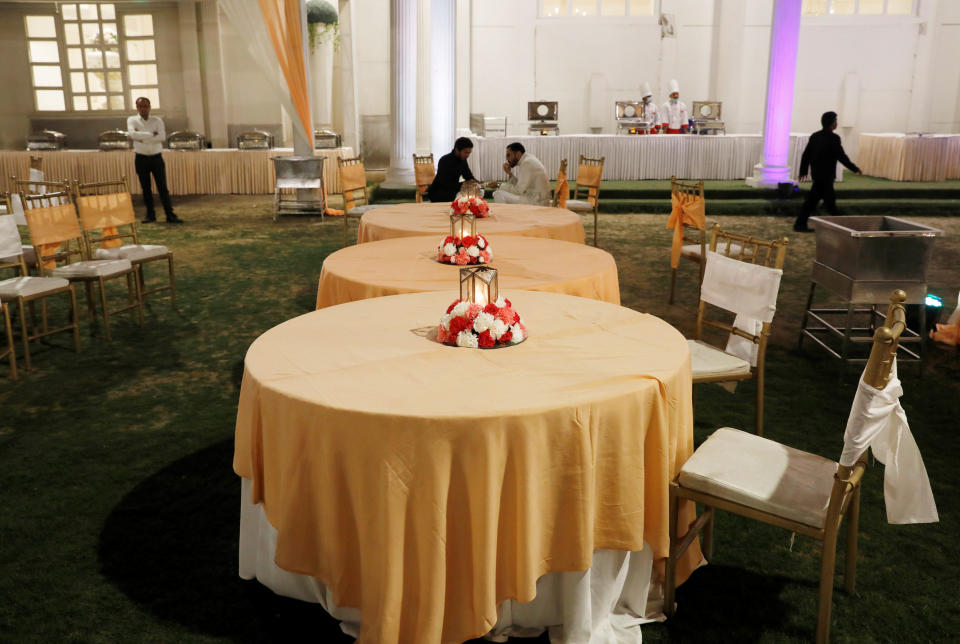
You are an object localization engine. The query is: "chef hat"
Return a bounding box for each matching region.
[669,78,680,94]
[641,82,653,98]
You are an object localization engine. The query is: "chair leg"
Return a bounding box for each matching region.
[17,299,31,371]
[132,270,144,327]
[98,277,112,341]
[755,369,765,438]
[84,281,96,321]
[41,298,49,334]
[167,255,177,308]
[816,529,839,644]
[663,490,680,617]
[69,287,81,352]
[845,487,860,593]
[3,305,16,380]
[669,268,677,304]
[702,506,715,560]
[593,209,598,247]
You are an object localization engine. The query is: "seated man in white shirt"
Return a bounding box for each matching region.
[127,96,182,223]
[491,142,551,206]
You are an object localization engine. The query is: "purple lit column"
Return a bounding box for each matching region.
[747,0,802,188]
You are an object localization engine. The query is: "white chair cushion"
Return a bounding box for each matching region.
[95,244,168,262]
[678,427,837,529]
[564,199,595,211]
[347,204,381,216]
[50,259,133,279]
[0,276,70,299]
[688,339,752,379]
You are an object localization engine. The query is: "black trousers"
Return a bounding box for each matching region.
[135,153,175,219]
[796,178,838,228]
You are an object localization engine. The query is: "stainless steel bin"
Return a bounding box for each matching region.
[272,155,326,219]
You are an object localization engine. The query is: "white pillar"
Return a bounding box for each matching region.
[383,0,417,187]
[430,0,455,159]
[454,0,471,136]
[335,0,361,152]
[416,0,431,154]
[747,0,802,188]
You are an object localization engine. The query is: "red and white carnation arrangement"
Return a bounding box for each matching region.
[450,195,490,218]
[437,234,493,265]
[437,297,527,348]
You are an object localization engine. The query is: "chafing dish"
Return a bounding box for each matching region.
[26,130,67,151]
[314,128,342,149]
[167,131,205,151]
[527,101,559,136]
[470,113,507,137]
[98,129,132,151]
[691,101,725,135]
[615,101,654,135]
[237,130,274,150]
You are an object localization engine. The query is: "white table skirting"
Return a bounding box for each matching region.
[469,133,831,182]
[239,479,669,643]
[858,133,960,181]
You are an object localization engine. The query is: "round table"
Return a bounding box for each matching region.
[315,235,620,309]
[356,202,585,244]
[234,290,702,644]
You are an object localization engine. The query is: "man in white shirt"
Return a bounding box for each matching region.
[641,81,659,133]
[660,79,689,134]
[491,142,551,206]
[127,96,182,223]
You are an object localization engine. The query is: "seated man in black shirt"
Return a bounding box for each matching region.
[795,110,861,232]
[428,137,476,203]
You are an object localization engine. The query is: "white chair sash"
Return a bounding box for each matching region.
[840,362,938,525]
[701,251,783,367]
[0,216,23,258]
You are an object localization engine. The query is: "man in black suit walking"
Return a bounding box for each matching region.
[795,111,861,232]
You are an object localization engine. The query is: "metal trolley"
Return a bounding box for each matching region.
[798,215,942,370]
[272,155,326,221]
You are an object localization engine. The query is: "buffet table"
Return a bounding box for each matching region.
[469,133,819,181]
[234,290,703,643]
[315,235,620,309]
[0,147,353,195]
[858,133,960,181]
[358,203,585,244]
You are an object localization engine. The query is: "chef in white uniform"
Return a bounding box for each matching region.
[491,142,551,206]
[641,81,659,133]
[661,79,689,134]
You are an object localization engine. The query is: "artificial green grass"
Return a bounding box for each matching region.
[1,198,958,643]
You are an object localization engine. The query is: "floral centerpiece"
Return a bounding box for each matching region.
[437,267,526,348]
[450,195,490,218]
[438,297,527,348]
[437,234,492,265]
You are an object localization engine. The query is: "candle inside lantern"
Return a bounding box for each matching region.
[474,281,488,307]
[460,266,498,307]
[450,212,476,240]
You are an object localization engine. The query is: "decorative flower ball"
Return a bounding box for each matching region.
[437,234,492,265]
[438,297,526,348]
[450,195,490,218]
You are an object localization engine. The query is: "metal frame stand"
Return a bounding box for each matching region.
[799,280,925,373]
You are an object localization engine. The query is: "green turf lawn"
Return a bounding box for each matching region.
[1,197,957,643]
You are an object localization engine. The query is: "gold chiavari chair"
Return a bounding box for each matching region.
[413,153,435,203]
[667,176,706,304]
[564,155,604,246]
[337,156,380,245]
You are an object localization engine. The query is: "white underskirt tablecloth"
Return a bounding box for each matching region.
[469,133,826,182]
[239,479,669,643]
[858,133,960,181]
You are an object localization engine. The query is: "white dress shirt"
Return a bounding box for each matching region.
[496,153,551,206]
[127,114,166,155]
[661,100,689,131]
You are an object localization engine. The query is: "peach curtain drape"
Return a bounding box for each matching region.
[257,0,313,144]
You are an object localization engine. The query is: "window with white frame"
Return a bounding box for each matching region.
[802,0,915,15]
[540,0,655,18]
[24,3,160,112]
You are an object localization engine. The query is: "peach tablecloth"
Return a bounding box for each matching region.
[315,235,619,309]
[234,290,702,644]
[0,147,352,195]
[858,133,960,181]
[357,202,586,244]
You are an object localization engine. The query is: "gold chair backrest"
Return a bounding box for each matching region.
[670,176,707,247]
[551,159,569,208]
[708,227,788,269]
[337,156,369,207]
[20,192,85,271]
[75,177,129,197]
[862,290,907,390]
[74,187,139,252]
[12,177,71,199]
[575,155,604,205]
[671,176,704,200]
[413,154,435,186]
[695,232,789,347]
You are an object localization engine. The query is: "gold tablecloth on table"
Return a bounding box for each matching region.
[234,290,702,644]
[858,133,960,181]
[315,235,620,309]
[0,147,352,195]
[357,202,586,244]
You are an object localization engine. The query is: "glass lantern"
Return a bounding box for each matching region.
[449,212,477,240]
[459,266,498,307]
[457,179,484,198]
